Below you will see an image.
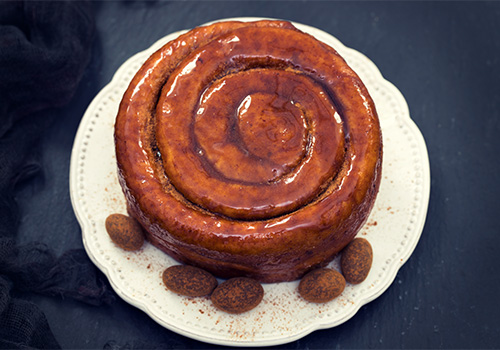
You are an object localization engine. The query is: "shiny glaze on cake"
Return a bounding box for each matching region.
[114,20,382,283]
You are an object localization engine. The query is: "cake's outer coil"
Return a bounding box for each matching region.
[115,20,382,283]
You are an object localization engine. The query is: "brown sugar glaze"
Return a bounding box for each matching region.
[114,20,382,283]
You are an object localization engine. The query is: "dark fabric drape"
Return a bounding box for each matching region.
[0,2,114,348]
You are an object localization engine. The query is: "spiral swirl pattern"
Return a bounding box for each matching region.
[115,20,382,282]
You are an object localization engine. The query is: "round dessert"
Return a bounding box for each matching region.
[114,20,382,283]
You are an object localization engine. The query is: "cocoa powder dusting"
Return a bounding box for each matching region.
[105,213,145,251]
[163,265,218,297]
[341,237,373,284]
[298,268,345,303]
[211,277,264,314]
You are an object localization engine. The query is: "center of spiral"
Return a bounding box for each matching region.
[237,92,307,178]
[161,63,345,219]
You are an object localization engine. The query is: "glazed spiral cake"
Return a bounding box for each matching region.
[114,20,383,283]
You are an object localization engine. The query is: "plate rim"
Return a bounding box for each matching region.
[70,17,430,347]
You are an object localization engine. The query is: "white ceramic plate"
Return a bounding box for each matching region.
[70,18,430,347]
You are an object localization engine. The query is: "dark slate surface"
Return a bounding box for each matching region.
[15,1,500,348]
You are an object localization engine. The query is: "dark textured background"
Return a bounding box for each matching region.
[14,1,500,348]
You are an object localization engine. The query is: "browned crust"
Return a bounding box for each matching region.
[114,20,382,283]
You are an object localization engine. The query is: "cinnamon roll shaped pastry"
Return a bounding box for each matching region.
[114,20,382,283]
